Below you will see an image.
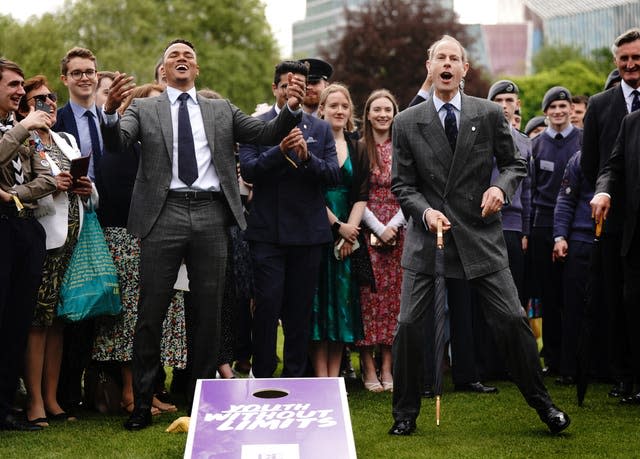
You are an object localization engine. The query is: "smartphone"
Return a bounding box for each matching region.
[69,155,90,186]
[35,98,51,114]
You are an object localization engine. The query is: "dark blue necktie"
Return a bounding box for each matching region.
[84,110,102,166]
[443,103,458,153]
[632,90,640,112]
[177,93,198,186]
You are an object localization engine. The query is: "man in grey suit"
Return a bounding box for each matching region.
[102,39,306,430]
[389,35,569,436]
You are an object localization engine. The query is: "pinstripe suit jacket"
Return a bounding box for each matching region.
[391,93,526,279]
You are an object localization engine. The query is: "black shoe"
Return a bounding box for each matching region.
[0,413,43,431]
[421,389,435,398]
[554,376,575,386]
[609,381,633,398]
[454,382,498,394]
[619,392,640,405]
[537,406,570,434]
[124,409,152,431]
[388,419,416,436]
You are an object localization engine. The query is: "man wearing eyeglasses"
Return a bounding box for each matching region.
[52,46,104,415]
[54,47,102,183]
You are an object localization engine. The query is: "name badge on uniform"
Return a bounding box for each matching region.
[540,160,554,172]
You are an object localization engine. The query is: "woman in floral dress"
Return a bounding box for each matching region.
[357,89,404,392]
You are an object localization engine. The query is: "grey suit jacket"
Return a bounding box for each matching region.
[103,92,300,238]
[391,94,526,279]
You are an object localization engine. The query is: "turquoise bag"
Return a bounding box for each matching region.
[57,202,122,321]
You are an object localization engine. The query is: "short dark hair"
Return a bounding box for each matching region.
[612,28,640,56]
[164,39,196,56]
[61,47,97,75]
[0,57,24,81]
[273,60,309,86]
[571,95,589,106]
[18,75,49,113]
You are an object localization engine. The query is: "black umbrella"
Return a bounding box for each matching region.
[433,219,446,425]
[576,218,604,406]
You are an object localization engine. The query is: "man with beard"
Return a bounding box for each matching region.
[298,58,332,117]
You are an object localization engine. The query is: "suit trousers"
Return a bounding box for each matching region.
[504,230,526,309]
[0,216,46,419]
[622,256,640,379]
[132,196,230,412]
[392,267,552,423]
[250,242,323,378]
[600,235,631,383]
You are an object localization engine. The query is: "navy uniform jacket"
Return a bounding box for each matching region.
[530,127,582,227]
[238,107,339,245]
[553,151,594,244]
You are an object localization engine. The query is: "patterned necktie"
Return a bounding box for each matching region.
[177,93,198,186]
[0,115,13,134]
[631,90,640,112]
[443,103,458,153]
[84,110,102,166]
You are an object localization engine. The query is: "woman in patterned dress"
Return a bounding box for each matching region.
[357,89,404,392]
[18,76,97,425]
[310,84,369,377]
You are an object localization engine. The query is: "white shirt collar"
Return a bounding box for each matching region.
[433,91,462,112]
[166,86,198,104]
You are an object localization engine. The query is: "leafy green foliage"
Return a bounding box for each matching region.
[510,60,605,124]
[0,0,279,112]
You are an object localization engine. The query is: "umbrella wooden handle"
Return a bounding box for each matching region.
[595,218,604,238]
[437,219,444,249]
[436,395,441,426]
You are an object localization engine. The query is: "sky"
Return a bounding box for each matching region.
[4,0,497,57]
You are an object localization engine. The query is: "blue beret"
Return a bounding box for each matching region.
[524,115,547,136]
[541,86,572,112]
[487,80,519,101]
[604,69,621,90]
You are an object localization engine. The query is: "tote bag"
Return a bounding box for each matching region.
[57,202,122,321]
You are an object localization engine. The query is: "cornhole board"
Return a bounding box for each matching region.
[184,377,357,459]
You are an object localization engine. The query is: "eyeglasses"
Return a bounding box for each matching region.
[67,69,97,80]
[28,93,57,103]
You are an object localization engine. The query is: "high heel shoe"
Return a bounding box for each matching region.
[381,379,394,392]
[362,373,383,393]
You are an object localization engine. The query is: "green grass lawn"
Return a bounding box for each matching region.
[2,374,639,458]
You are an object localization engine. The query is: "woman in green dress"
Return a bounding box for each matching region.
[310,84,370,377]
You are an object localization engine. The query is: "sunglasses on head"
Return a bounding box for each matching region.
[29,93,57,103]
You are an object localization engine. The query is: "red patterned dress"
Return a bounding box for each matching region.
[357,139,404,347]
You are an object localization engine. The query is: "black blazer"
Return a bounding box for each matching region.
[595,110,640,257]
[239,109,340,245]
[580,86,628,234]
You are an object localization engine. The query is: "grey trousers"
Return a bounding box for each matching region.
[132,196,231,411]
[392,267,552,423]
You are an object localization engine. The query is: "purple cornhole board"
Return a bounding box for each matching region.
[184,377,356,459]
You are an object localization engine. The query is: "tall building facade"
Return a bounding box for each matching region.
[292,0,454,58]
[524,0,640,54]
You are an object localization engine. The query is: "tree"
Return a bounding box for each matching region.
[511,60,604,124]
[0,0,279,113]
[319,0,490,114]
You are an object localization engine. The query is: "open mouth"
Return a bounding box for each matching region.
[176,64,189,71]
[440,72,453,83]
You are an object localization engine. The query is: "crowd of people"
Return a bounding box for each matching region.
[0,26,639,438]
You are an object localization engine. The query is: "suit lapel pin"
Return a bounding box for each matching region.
[303,124,307,129]
[472,126,476,131]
